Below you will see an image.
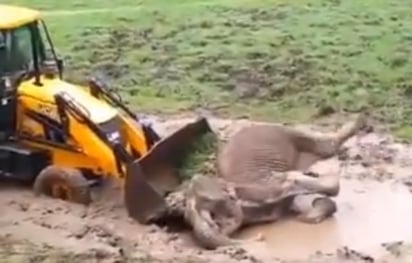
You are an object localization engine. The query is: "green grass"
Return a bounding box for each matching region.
[5,0,412,137]
[178,132,218,180]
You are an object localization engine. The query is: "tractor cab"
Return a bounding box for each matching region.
[0,5,64,143]
[0,5,63,85]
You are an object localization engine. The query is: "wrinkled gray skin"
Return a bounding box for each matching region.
[165,114,367,249]
[217,113,367,200]
[165,173,338,250]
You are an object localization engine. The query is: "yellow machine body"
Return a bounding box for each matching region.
[17,76,146,177]
[0,4,213,224]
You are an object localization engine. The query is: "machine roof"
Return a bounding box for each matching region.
[0,5,41,29]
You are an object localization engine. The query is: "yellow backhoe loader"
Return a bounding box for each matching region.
[0,4,213,224]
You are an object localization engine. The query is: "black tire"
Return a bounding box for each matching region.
[33,165,91,205]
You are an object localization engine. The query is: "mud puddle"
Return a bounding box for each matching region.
[237,179,412,260]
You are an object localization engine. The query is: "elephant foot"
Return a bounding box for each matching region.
[335,113,367,145]
[290,193,337,224]
[304,113,368,159]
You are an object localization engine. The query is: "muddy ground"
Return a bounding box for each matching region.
[2,114,412,263]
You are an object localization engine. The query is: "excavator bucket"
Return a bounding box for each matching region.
[124,117,214,224]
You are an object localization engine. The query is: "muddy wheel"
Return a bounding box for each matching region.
[33,166,91,205]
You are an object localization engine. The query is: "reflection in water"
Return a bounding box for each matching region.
[236,179,412,260]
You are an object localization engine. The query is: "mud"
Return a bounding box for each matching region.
[237,179,412,261]
[2,115,412,262]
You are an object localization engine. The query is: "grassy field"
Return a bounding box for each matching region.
[6,0,412,137]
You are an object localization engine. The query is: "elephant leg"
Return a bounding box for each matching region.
[289,193,337,224]
[291,113,366,159]
[286,169,340,197]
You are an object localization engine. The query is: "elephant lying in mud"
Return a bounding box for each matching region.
[165,172,338,249]
[162,114,367,249]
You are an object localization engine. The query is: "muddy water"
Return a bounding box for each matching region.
[237,179,412,260]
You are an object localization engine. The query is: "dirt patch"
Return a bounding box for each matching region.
[2,116,412,262]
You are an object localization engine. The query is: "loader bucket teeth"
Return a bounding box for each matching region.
[124,117,214,224]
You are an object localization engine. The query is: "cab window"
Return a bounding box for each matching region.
[10,25,34,72]
[0,25,37,75]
